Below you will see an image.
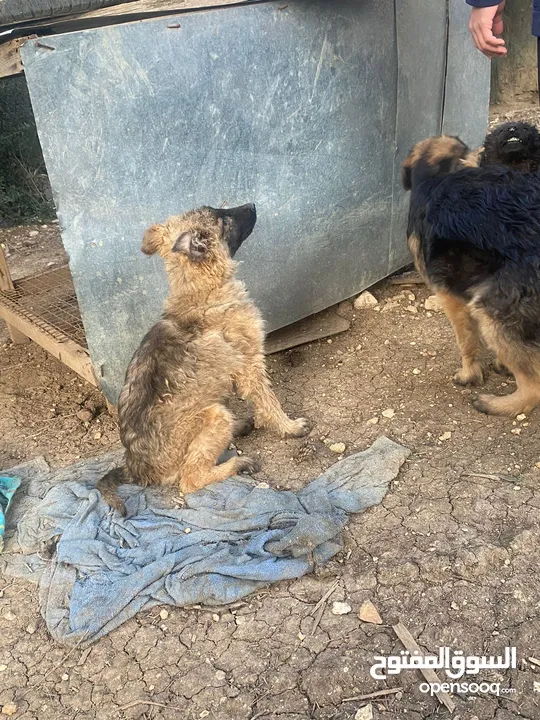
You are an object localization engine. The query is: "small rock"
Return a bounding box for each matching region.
[412,368,421,375]
[200,712,210,719]
[358,600,383,625]
[76,409,93,423]
[329,443,346,454]
[451,601,459,610]
[331,601,352,615]
[0,665,7,672]
[212,614,220,622]
[438,431,452,441]
[26,623,36,635]
[327,339,332,344]
[298,631,305,640]
[511,428,521,435]
[517,414,526,421]
[406,305,418,314]
[61,673,69,681]
[366,417,379,425]
[355,704,373,720]
[1,704,17,717]
[424,295,442,312]
[382,408,395,419]
[3,612,15,622]
[159,609,169,620]
[534,680,540,693]
[47,261,55,268]
[353,291,378,310]
[93,432,102,440]
[215,670,226,681]
[29,230,39,237]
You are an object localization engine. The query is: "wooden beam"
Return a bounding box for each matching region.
[0,37,25,79]
[0,244,30,343]
[15,0,252,31]
[0,294,97,386]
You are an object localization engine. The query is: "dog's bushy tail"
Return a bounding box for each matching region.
[97,466,130,515]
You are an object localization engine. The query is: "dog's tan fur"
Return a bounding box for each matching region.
[459,147,482,168]
[403,136,540,416]
[98,206,310,513]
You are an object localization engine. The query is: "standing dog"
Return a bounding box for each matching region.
[98,204,310,513]
[402,136,540,416]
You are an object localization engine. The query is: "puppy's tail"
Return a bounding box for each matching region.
[97,466,131,515]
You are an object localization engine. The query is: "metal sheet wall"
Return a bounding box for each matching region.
[21,0,490,402]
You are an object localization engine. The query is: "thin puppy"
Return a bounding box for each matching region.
[99,204,310,513]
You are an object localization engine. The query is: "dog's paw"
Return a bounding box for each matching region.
[492,360,512,377]
[285,417,312,438]
[453,365,484,386]
[237,456,260,475]
[108,495,127,517]
[233,415,255,438]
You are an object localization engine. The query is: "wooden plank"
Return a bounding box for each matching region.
[265,310,350,355]
[0,244,30,343]
[392,621,456,713]
[24,0,251,27]
[0,38,25,79]
[0,297,97,386]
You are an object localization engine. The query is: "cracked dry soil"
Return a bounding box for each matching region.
[1,207,540,719]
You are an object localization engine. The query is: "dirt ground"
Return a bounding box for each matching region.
[2,108,540,720]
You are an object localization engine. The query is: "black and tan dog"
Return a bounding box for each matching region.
[98,204,310,513]
[461,121,540,171]
[402,135,540,417]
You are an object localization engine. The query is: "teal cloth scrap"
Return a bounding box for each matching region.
[0,476,21,552]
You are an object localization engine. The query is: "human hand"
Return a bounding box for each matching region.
[469,1,507,58]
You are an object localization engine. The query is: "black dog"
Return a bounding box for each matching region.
[479,121,540,172]
[402,135,540,416]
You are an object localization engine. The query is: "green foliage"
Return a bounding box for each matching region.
[0,76,55,224]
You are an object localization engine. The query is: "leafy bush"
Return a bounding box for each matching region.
[0,76,55,225]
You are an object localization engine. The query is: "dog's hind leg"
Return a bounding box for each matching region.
[179,404,259,494]
[474,369,540,416]
[234,358,311,438]
[472,310,540,415]
[435,291,484,385]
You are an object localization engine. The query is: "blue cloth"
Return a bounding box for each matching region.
[14,437,409,647]
[466,0,540,38]
[0,476,21,552]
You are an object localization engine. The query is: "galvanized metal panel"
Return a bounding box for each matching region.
[442,0,491,145]
[21,0,490,402]
[390,0,448,269]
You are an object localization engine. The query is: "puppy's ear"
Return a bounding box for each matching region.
[172,231,209,262]
[401,158,413,190]
[142,224,165,256]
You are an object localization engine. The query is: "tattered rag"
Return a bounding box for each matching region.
[3,436,409,646]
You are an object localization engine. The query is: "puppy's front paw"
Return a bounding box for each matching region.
[237,456,260,475]
[285,417,312,438]
[453,364,484,386]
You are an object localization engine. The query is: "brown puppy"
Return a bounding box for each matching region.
[403,136,540,416]
[98,204,310,513]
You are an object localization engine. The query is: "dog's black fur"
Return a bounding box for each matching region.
[480,121,540,172]
[403,135,540,416]
[408,164,540,332]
